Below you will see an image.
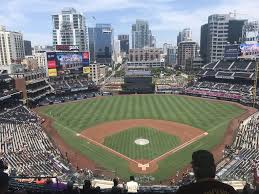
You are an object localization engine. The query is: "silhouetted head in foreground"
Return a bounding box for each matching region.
[0,173,9,194]
[113,178,119,186]
[83,179,92,189]
[191,150,216,181]
[130,176,135,181]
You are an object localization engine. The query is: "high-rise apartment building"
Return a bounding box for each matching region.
[177,41,198,69]
[207,14,231,62]
[118,34,129,54]
[132,20,153,49]
[52,8,88,51]
[200,24,208,63]
[88,24,113,64]
[0,25,25,68]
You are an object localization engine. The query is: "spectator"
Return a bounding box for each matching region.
[95,186,101,194]
[126,176,139,193]
[0,172,9,194]
[0,160,8,173]
[243,183,252,194]
[64,181,78,194]
[35,178,45,185]
[253,185,259,194]
[81,180,94,194]
[111,178,123,194]
[176,150,238,194]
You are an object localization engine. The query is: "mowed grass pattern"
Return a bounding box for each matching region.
[104,127,180,160]
[39,95,245,181]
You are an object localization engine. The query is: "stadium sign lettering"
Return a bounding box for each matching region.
[56,45,79,51]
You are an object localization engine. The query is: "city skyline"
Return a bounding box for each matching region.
[0,0,259,47]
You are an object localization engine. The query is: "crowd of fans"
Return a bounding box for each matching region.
[217,112,259,184]
[184,59,259,107]
[0,106,95,185]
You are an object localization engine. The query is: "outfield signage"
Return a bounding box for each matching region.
[215,75,234,80]
[224,45,240,60]
[55,45,80,51]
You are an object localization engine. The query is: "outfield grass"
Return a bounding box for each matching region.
[39,95,245,181]
[104,127,180,160]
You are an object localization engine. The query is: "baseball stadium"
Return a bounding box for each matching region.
[1,17,259,194]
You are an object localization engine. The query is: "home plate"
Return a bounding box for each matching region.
[138,163,149,171]
[76,133,80,137]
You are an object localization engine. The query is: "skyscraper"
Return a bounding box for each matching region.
[242,21,259,44]
[52,8,88,51]
[177,28,192,45]
[24,40,32,56]
[88,24,113,64]
[228,19,247,44]
[167,46,177,67]
[207,14,231,62]
[200,24,208,63]
[182,28,192,41]
[177,32,182,46]
[118,34,129,54]
[163,43,173,54]
[0,25,25,67]
[132,19,153,49]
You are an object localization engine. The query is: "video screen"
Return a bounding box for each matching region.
[56,53,82,68]
[47,51,90,76]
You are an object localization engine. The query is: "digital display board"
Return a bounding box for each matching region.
[83,67,91,74]
[240,44,259,58]
[56,53,82,67]
[224,45,240,60]
[48,69,57,77]
[46,51,90,77]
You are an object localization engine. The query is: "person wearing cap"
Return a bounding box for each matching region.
[176,150,237,194]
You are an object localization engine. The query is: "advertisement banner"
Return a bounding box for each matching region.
[224,45,240,60]
[83,67,91,74]
[48,60,57,69]
[82,52,89,60]
[240,44,259,57]
[82,52,90,66]
[48,69,57,77]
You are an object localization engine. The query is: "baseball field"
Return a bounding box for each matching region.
[38,95,249,181]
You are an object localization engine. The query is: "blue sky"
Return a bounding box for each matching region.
[0,0,258,47]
